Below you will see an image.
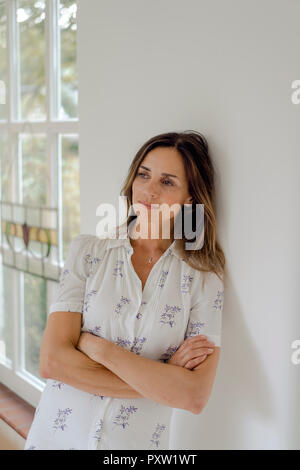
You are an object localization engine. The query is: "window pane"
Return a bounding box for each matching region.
[0,131,13,202]
[0,265,13,363]
[61,134,79,259]
[23,272,47,378]
[0,0,7,120]
[59,0,78,119]
[17,0,46,120]
[21,133,47,206]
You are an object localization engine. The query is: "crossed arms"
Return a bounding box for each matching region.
[39,311,219,414]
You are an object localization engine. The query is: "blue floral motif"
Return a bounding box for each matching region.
[159,345,180,363]
[130,337,147,355]
[157,270,169,288]
[136,301,147,319]
[114,296,131,315]
[115,337,133,349]
[115,336,131,348]
[89,393,105,405]
[213,289,224,310]
[149,423,167,448]
[93,418,104,443]
[53,408,72,432]
[87,325,102,336]
[113,259,124,278]
[83,253,102,278]
[91,393,105,400]
[159,304,182,328]
[27,445,37,450]
[113,405,138,429]
[59,269,69,288]
[83,289,97,313]
[51,381,65,390]
[181,274,194,293]
[184,320,205,339]
[115,336,147,355]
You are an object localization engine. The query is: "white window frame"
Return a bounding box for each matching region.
[0,0,79,408]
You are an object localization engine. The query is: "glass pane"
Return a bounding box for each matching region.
[61,134,79,259]
[18,0,46,120]
[59,0,78,119]
[0,0,7,120]
[0,131,13,202]
[21,133,47,206]
[23,272,47,379]
[0,265,14,363]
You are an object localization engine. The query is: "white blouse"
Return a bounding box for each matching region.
[24,232,224,450]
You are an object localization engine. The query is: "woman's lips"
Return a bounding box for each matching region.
[137,200,159,210]
[138,201,151,209]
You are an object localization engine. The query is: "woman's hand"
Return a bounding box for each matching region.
[167,335,215,370]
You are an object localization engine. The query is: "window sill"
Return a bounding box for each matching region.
[0,382,35,440]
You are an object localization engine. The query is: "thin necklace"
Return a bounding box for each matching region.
[129,233,173,264]
[147,243,173,264]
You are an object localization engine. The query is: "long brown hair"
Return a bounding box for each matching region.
[118,130,226,283]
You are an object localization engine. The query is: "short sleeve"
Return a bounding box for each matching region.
[184,272,225,347]
[48,234,93,316]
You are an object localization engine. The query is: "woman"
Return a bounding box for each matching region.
[24,130,225,450]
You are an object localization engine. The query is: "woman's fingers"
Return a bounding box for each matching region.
[177,338,215,365]
[170,336,215,368]
[183,348,213,364]
[185,354,207,369]
[180,341,214,355]
[186,335,210,343]
[192,346,214,355]
[181,344,214,361]
[182,337,215,349]
[191,339,215,348]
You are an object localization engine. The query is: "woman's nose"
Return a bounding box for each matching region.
[145,180,159,198]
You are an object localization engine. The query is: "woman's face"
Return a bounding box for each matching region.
[131,147,192,237]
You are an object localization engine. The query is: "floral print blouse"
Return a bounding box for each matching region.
[24,232,224,450]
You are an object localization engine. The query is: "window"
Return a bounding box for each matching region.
[0,0,79,407]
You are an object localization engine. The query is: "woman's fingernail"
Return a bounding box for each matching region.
[208,348,213,352]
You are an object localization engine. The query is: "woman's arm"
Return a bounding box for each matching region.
[77,332,198,413]
[40,311,145,399]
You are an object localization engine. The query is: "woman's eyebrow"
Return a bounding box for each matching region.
[140,165,179,179]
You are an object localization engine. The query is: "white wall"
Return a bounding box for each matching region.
[77,0,300,449]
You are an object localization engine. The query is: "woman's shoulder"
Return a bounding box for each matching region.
[188,265,224,296]
[70,233,110,256]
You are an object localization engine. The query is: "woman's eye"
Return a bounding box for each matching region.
[137,172,174,186]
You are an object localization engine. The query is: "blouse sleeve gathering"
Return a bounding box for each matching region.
[48,234,93,316]
[184,272,225,347]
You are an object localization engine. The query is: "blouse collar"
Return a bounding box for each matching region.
[105,236,182,261]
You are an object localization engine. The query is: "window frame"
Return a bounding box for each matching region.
[0,0,79,407]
